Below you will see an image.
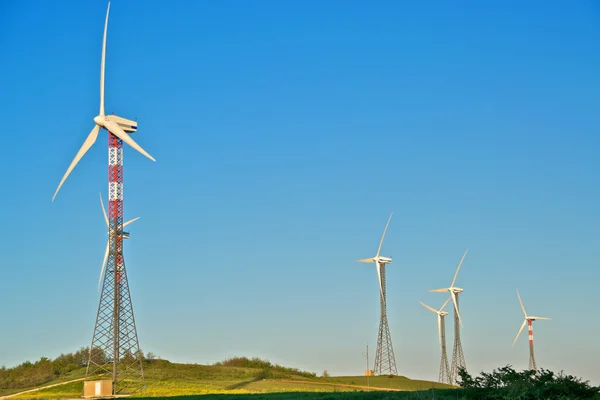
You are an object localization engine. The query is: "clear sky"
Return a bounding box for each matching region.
[1,0,599,386]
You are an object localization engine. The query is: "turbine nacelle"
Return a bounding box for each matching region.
[94,114,138,133]
[357,256,393,264]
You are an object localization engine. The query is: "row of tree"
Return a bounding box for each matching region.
[0,347,156,390]
[213,356,317,378]
[456,365,600,399]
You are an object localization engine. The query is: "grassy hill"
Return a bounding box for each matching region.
[2,355,454,399]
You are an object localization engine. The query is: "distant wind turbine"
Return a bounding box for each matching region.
[419,297,452,384]
[512,289,551,371]
[356,213,398,376]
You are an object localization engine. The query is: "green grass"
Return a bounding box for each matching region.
[9,360,454,399]
[0,368,86,397]
[322,376,453,391]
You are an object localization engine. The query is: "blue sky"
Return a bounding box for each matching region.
[1,0,599,385]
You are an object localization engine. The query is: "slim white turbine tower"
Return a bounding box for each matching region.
[429,249,468,385]
[512,289,551,371]
[419,297,452,385]
[356,213,397,376]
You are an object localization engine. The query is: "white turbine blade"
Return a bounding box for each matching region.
[99,193,109,227]
[123,217,140,227]
[428,288,449,293]
[100,2,110,116]
[52,125,101,201]
[450,248,468,288]
[356,258,375,263]
[419,301,438,314]
[451,291,463,328]
[516,289,528,318]
[103,120,156,162]
[529,316,551,320]
[437,314,442,346]
[98,239,109,292]
[512,319,527,347]
[376,263,384,303]
[439,296,451,312]
[375,212,393,258]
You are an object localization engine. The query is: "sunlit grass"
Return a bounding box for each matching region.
[8,360,454,399]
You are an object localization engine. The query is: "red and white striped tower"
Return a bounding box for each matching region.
[86,132,145,394]
[528,319,537,371]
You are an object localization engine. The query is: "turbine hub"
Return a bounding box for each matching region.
[94,115,104,126]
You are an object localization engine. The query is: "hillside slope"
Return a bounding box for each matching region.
[3,358,453,399]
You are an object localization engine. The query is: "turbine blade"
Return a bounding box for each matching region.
[450,248,468,288]
[439,296,451,312]
[52,125,101,201]
[375,212,393,258]
[356,258,375,263]
[451,292,463,328]
[103,120,156,162]
[513,319,527,347]
[98,239,109,292]
[100,2,110,116]
[419,301,438,314]
[99,193,109,227]
[123,217,140,227]
[517,289,527,318]
[529,316,551,320]
[428,288,450,293]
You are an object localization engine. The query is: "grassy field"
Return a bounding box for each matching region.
[8,360,455,399]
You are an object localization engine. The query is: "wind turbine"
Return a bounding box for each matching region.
[512,289,551,371]
[356,213,397,376]
[419,297,451,385]
[98,193,139,291]
[51,3,150,393]
[52,1,155,202]
[429,249,468,385]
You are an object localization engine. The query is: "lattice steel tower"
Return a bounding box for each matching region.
[450,293,466,385]
[374,263,397,375]
[439,312,451,384]
[356,213,397,376]
[86,133,145,394]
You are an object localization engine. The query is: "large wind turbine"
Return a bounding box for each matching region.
[356,213,397,376]
[512,289,551,371]
[51,2,151,394]
[429,249,468,385]
[52,2,155,203]
[419,297,452,385]
[98,193,139,291]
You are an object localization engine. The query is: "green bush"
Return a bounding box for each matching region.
[213,356,316,378]
[456,365,600,399]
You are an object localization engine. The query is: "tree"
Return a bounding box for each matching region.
[322,370,329,378]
